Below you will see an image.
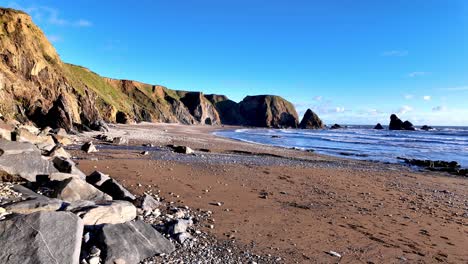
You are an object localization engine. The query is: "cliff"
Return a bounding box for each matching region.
[0,7,307,130]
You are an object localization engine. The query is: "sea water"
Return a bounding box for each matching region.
[214,126,468,168]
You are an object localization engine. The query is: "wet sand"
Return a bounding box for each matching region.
[71,123,468,263]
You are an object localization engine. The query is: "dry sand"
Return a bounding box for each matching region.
[71,123,468,263]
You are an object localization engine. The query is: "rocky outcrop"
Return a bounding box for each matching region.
[389,114,415,131]
[374,123,384,130]
[299,109,324,129]
[205,94,244,125]
[178,92,220,125]
[420,125,433,131]
[239,95,299,128]
[330,124,342,129]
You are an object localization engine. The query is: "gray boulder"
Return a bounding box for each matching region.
[75,200,137,226]
[0,139,39,155]
[52,157,86,179]
[86,172,135,201]
[51,176,112,203]
[0,211,83,264]
[98,221,175,264]
[134,194,160,211]
[0,143,57,182]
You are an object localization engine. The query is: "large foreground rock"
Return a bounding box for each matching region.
[86,171,135,201]
[299,109,324,129]
[98,221,175,264]
[50,173,112,202]
[0,211,83,264]
[3,198,63,214]
[75,200,136,226]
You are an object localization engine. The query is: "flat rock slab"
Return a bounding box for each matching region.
[98,220,175,264]
[0,139,39,155]
[76,200,136,226]
[0,211,83,264]
[51,175,112,202]
[4,198,63,214]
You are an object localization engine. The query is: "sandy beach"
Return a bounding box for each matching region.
[70,123,468,263]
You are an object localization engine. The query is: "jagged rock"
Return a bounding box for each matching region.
[76,200,137,226]
[0,140,57,182]
[3,197,63,214]
[134,194,160,211]
[374,123,384,130]
[0,211,83,264]
[179,92,221,125]
[97,220,175,264]
[170,145,194,154]
[52,157,86,178]
[11,128,55,145]
[89,120,109,132]
[402,120,415,131]
[49,174,112,202]
[299,109,324,129]
[205,94,244,125]
[45,95,74,131]
[420,125,433,131]
[81,141,98,153]
[112,137,128,145]
[330,124,342,129]
[86,171,135,201]
[239,95,299,128]
[388,114,414,130]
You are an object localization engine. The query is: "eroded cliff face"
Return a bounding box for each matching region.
[0,7,308,130]
[239,95,299,128]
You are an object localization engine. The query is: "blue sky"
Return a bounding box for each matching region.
[5,0,468,125]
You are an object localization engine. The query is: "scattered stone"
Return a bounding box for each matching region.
[76,200,137,226]
[141,151,149,155]
[0,211,83,264]
[326,251,342,258]
[82,141,98,153]
[175,231,192,244]
[112,137,128,145]
[97,220,175,264]
[169,145,194,154]
[168,218,193,235]
[374,123,384,130]
[420,125,434,131]
[330,124,342,129]
[134,194,161,211]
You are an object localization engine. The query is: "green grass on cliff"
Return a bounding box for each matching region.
[64,63,132,112]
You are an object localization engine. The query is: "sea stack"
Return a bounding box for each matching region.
[299,109,324,129]
[374,123,384,130]
[389,114,415,130]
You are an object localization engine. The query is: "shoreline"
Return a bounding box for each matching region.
[70,123,468,263]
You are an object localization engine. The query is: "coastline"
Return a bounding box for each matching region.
[70,123,468,263]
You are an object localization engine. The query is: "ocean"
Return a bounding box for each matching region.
[214,126,468,168]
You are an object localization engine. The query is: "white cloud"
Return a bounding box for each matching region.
[441,86,468,91]
[398,105,413,114]
[423,95,431,101]
[408,71,430,77]
[313,96,322,102]
[381,50,408,57]
[432,106,447,112]
[335,107,345,113]
[75,19,92,27]
[404,94,414,100]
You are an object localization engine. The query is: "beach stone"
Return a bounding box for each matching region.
[52,157,86,179]
[87,174,135,201]
[374,123,384,130]
[97,220,175,264]
[12,185,47,199]
[0,139,39,155]
[175,231,192,244]
[330,124,342,129]
[168,218,193,235]
[0,147,57,182]
[76,200,137,226]
[51,176,112,202]
[0,211,83,264]
[134,194,161,211]
[112,137,128,145]
[12,128,55,145]
[171,145,194,154]
[3,197,63,214]
[82,141,98,153]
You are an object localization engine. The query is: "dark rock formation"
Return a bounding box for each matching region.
[205,94,244,125]
[420,125,433,131]
[330,124,342,129]
[239,95,298,128]
[179,92,220,125]
[299,109,324,129]
[402,121,415,131]
[374,123,384,130]
[398,157,467,177]
[116,111,131,124]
